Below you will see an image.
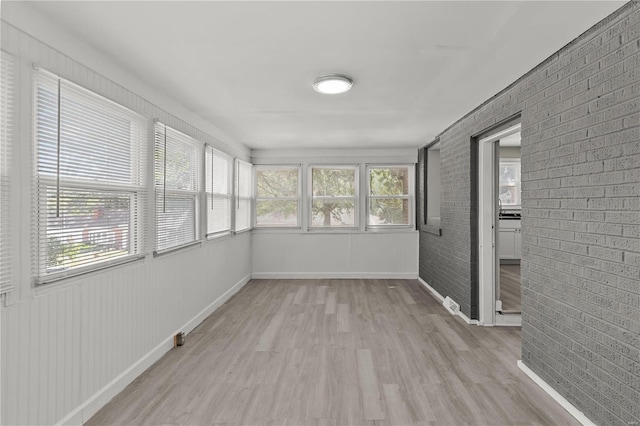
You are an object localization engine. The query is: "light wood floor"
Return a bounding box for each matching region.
[499,264,521,312]
[87,279,576,426]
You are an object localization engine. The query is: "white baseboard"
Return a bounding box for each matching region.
[517,360,596,426]
[495,312,522,326]
[56,273,252,426]
[251,272,418,280]
[417,277,479,325]
[180,274,251,336]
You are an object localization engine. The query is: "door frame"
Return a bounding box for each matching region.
[478,123,521,326]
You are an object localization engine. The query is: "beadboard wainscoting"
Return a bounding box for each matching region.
[1,6,252,425]
[2,233,252,425]
[252,232,419,279]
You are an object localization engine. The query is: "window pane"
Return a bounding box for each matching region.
[59,90,136,184]
[311,200,355,227]
[312,168,355,197]
[235,160,252,232]
[256,200,298,227]
[255,166,298,228]
[369,167,409,196]
[154,124,201,251]
[369,199,409,225]
[237,160,252,197]
[156,193,197,251]
[43,187,133,273]
[499,164,518,186]
[235,198,251,231]
[164,136,199,191]
[256,169,298,198]
[34,70,147,281]
[499,186,518,205]
[206,195,230,234]
[206,150,230,195]
[205,148,231,235]
[499,161,520,206]
[37,79,144,186]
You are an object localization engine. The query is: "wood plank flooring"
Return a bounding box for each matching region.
[499,264,521,312]
[86,279,576,426]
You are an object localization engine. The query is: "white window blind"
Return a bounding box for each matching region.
[154,123,202,252]
[0,51,15,293]
[205,146,231,237]
[34,69,148,283]
[235,159,252,232]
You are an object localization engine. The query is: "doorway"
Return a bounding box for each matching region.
[478,123,521,326]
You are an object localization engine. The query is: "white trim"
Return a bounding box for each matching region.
[365,164,415,230]
[517,361,597,426]
[416,277,480,325]
[251,147,417,165]
[55,273,252,426]
[252,272,418,280]
[417,276,444,302]
[308,164,359,230]
[478,123,522,325]
[479,123,521,144]
[495,312,522,326]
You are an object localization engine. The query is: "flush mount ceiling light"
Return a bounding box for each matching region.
[313,74,353,94]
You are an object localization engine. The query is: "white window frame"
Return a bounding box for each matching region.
[154,122,202,254]
[308,164,359,230]
[234,159,253,233]
[254,165,301,228]
[366,164,414,229]
[498,158,521,210]
[205,145,232,239]
[34,69,148,284]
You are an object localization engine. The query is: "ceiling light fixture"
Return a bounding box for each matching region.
[313,74,353,94]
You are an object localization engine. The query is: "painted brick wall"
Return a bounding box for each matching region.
[418,2,639,424]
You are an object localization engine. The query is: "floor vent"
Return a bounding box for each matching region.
[443,296,461,316]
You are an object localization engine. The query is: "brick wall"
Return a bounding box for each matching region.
[418,2,639,424]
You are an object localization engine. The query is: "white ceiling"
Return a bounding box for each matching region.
[21,1,625,150]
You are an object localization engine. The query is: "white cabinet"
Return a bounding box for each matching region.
[498,220,521,260]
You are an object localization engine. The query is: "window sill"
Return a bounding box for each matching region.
[205,231,233,244]
[252,228,418,235]
[153,240,202,258]
[421,224,442,236]
[34,254,147,294]
[233,227,253,235]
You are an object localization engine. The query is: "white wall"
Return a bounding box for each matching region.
[251,149,419,279]
[1,5,419,425]
[1,5,252,425]
[252,232,418,279]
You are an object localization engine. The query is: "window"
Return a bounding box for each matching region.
[368,166,413,227]
[235,159,252,232]
[310,166,357,228]
[498,159,521,208]
[255,166,299,227]
[205,146,232,237]
[0,51,14,293]
[425,141,441,226]
[154,123,201,252]
[34,70,148,282]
